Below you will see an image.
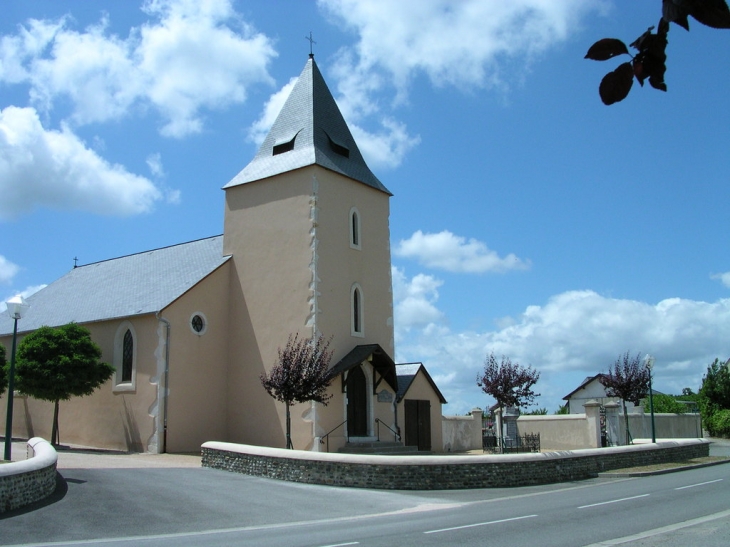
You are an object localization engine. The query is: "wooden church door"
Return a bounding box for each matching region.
[347,366,368,437]
[404,399,431,451]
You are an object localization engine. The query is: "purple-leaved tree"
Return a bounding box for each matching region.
[600,351,651,444]
[260,334,335,449]
[477,353,540,425]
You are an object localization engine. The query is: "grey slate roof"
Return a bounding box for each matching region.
[224,56,391,195]
[0,236,230,335]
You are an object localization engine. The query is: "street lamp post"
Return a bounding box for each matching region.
[4,295,29,461]
[644,354,656,444]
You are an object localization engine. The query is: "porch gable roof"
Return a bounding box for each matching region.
[330,344,398,392]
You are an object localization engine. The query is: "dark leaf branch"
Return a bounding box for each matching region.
[585,0,730,105]
[260,333,336,406]
[477,353,540,411]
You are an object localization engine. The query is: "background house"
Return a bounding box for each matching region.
[562,374,639,414]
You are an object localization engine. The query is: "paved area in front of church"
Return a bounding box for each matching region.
[4,440,201,468]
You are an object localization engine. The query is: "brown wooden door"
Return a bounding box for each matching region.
[347,366,368,437]
[404,399,431,451]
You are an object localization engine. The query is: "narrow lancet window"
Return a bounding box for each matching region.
[122,329,133,383]
[352,284,364,336]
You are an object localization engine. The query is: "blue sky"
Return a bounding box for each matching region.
[1,0,729,415]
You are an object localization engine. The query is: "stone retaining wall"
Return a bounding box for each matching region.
[0,438,58,513]
[202,439,709,490]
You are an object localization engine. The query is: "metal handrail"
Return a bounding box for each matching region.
[320,420,347,452]
[375,418,400,442]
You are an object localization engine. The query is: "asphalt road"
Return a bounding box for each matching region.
[2,440,730,547]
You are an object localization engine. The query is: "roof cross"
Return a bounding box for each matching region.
[305,31,316,57]
[73,256,78,269]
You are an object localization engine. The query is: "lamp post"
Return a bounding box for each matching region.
[644,354,656,444]
[4,295,29,461]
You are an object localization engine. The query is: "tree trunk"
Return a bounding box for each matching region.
[622,400,631,445]
[285,402,292,449]
[52,400,60,446]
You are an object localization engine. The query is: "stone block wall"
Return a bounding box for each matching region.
[0,438,58,513]
[202,439,709,490]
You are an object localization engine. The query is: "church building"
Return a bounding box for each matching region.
[0,55,445,454]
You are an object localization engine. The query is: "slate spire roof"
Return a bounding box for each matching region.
[224,55,391,195]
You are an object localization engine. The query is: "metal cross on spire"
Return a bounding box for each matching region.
[305,31,316,58]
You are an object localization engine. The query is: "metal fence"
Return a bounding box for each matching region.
[483,433,540,454]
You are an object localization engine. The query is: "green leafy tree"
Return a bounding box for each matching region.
[642,393,689,414]
[260,334,335,449]
[710,409,730,437]
[585,1,730,104]
[477,353,540,420]
[555,403,570,415]
[699,358,730,436]
[523,407,548,415]
[15,323,114,446]
[600,352,650,444]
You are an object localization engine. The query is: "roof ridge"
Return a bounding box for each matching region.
[76,234,225,268]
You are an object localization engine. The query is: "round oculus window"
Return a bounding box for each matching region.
[190,313,206,335]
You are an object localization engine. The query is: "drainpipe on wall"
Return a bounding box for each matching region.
[156,314,171,454]
[393,399,400,442]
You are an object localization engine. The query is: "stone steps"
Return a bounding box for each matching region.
[339,441,430,455]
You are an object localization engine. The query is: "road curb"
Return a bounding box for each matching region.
[598,457,730,478]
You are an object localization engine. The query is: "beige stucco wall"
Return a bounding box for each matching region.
[516,414,594,451]
[0,315,160,452]
[222,165,395,451]
[396,372,444,453]
[620,413,703,443]
[160,263,231,453]
[442,409,483,452]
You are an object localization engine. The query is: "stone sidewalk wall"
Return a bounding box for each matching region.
[0,438,58,513]
[202,438,709,490]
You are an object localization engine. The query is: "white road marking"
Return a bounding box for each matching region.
[578,493,649,509]
[424,514,538,534]
[675,478,723,490]
[580,508,730,546]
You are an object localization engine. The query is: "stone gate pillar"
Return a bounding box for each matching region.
[584,399,602,448]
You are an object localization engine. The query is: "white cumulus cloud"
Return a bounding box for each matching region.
[712,271,730,288]
[319,0,606,92]
[1,0,277,138]
[0,256,20,284]
[0,106,164,219]
[314,0,605,169]
[395,230,531,273]
[394,283,730,414]
[392,267,444,335]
